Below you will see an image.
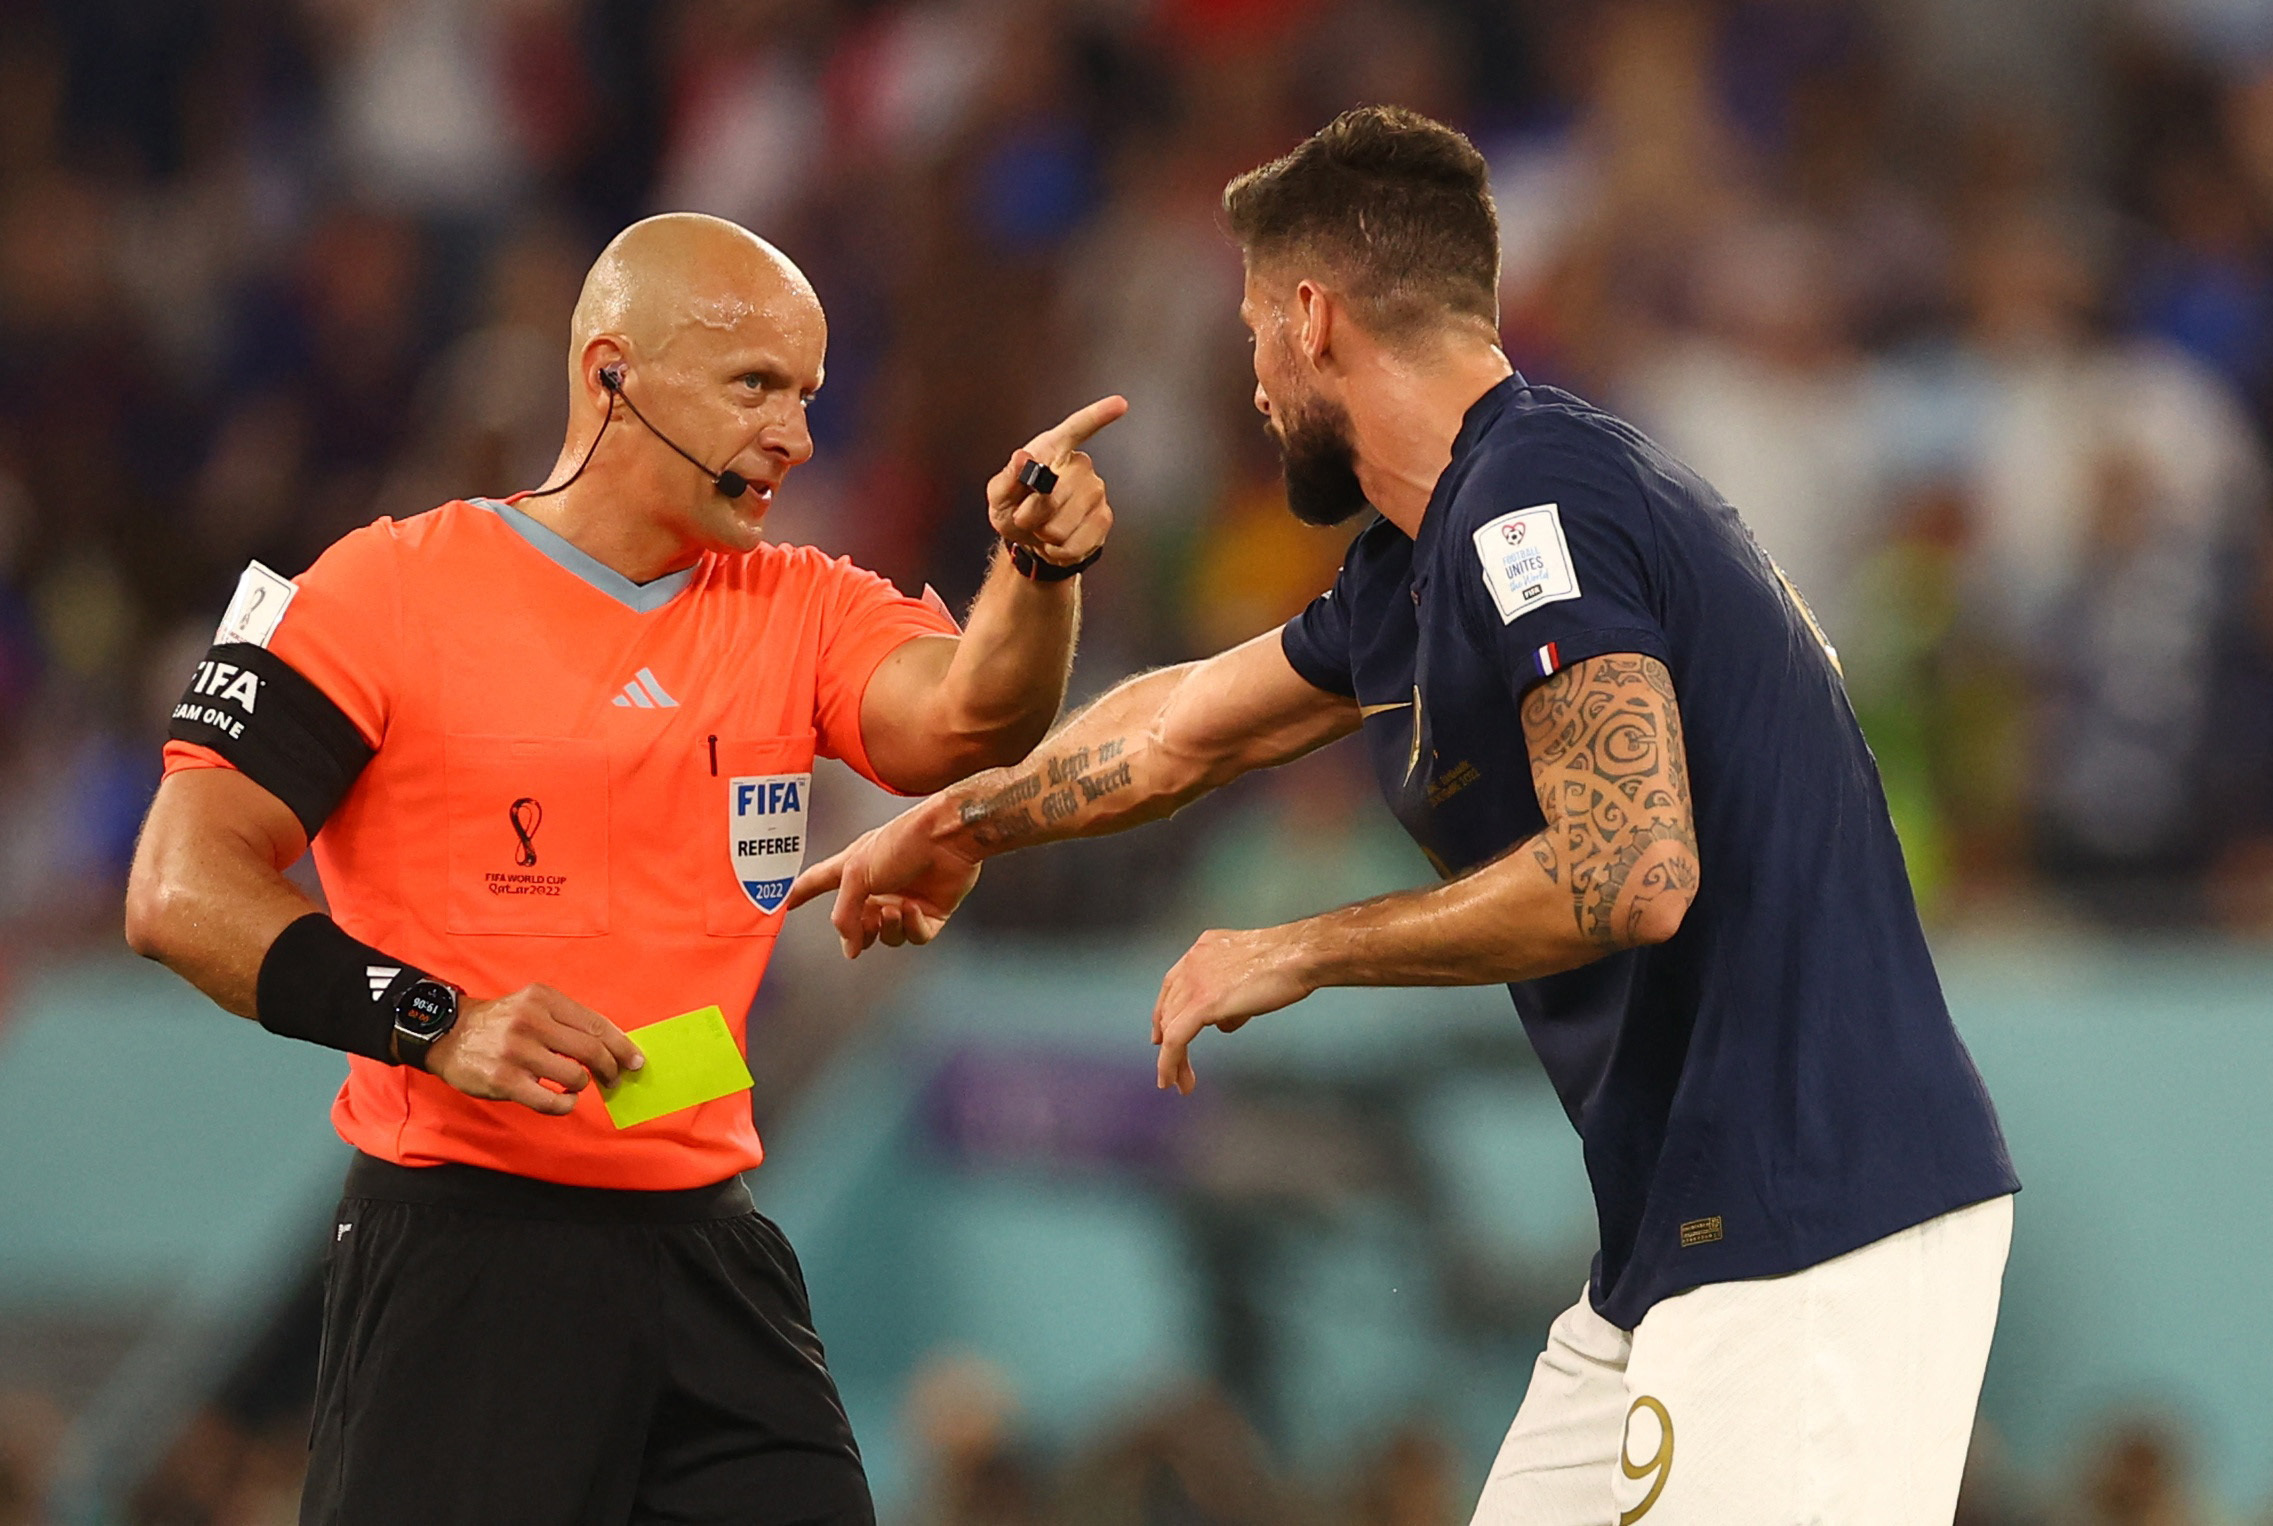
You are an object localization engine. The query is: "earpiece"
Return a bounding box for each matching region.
[525,363,750,500]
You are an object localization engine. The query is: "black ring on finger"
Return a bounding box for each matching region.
[1018,459,1059,496]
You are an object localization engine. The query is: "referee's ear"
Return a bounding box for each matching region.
[577,336,632,404]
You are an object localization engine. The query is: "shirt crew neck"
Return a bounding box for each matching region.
[474,498,700,614]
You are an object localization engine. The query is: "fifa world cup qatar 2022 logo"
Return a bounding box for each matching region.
[509,797,543,866]
[481,796,568,899]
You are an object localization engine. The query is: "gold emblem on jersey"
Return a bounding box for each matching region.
[1677,1216,1724,1248]
[1425,759,1480,807]
[1404,685,1424,783]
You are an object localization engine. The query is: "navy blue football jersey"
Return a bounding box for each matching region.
[1281,376,2017,1327]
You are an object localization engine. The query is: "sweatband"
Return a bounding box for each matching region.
[255,912,424,1063]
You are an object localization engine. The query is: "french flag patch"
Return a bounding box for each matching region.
[1533,641,1562,679]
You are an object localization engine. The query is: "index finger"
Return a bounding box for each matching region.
[785,850,846,913]
[1026,395,1128,464]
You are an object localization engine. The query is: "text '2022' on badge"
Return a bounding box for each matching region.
[730,773,810,913]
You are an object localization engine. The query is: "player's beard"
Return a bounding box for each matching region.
[1270,396,1371,527]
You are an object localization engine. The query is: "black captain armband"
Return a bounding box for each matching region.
[256,913,425,1064]
[168,643,374,835]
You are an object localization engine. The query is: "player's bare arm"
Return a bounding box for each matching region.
[787,629,1361,949]
[858,395,1129,793]
[126,771,644,1115]
[1150,653,1698,1092]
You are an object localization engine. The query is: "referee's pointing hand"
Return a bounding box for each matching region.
[989,395,1128,567]
[425,985,646,1116]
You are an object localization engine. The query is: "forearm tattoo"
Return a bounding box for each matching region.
[1520,655,1700,947]
[954,734,1138,849]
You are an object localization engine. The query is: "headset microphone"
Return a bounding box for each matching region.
[524,365,751,500]
[602,366,750,499]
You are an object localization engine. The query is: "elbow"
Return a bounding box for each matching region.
[123,862,193,963]
[958,719,1052,777]
[1620,841,1699,948]
[902,715,1054,794]
[885,733,1030,796]
[122,873,173,961]
[1577,836,1698,953]
[1623,886,1694,948]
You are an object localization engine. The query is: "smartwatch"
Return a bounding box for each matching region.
[390,977,464,1071]
[1004,539,1102,582]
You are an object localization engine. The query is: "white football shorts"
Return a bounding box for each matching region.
[1469,1193,2013,1526]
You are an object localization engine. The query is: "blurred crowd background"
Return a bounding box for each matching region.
[3,0,2273,1520]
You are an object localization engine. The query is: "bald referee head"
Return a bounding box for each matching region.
[534,212,827,565]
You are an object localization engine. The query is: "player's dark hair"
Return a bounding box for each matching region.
[1223,105,1500,341]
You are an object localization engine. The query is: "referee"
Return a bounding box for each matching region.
[797,110,2019,1525]
[125,213,1123,1524]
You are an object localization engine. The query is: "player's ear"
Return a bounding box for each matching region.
[1293,279,1335,371]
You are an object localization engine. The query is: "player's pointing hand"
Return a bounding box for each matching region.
[786,815,982,960]
[988,395,1128,568]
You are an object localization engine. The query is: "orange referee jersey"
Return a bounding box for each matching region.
[163,497,956,1189]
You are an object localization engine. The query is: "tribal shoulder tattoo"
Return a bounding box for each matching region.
[1519,654,1700,948]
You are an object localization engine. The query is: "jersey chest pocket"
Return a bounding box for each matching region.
[705,733,819,937]
[444,736,611,936]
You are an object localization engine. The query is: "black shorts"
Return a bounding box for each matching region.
[301,1153,873,1526]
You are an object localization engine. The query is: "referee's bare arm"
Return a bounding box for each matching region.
[857,395,1129,794]
[126,771,644,1115]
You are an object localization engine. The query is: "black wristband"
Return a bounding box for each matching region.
[1004,539,1101,582]
[255,913,423,1064]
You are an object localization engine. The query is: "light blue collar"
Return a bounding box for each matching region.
[473,499,697,613]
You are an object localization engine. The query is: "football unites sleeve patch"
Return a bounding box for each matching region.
[1471,503,1583,624]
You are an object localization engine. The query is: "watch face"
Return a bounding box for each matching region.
[399,980,459,1038]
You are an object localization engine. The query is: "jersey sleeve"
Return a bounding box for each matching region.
[162,524,403,835]
[811,554,963,791]
[1449,437,1672,699]
[1280,577,1359,699]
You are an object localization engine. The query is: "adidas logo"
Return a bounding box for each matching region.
[611,667,679,709]
[366,966,400,1001]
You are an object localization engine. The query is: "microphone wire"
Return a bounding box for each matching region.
[520,391,617,500]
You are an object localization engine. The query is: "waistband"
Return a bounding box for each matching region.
[343,1151,754,1224]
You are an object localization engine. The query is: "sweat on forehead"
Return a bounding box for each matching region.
[570,213,819,356]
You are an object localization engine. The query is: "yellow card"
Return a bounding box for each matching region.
[600,1006,753,1130]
